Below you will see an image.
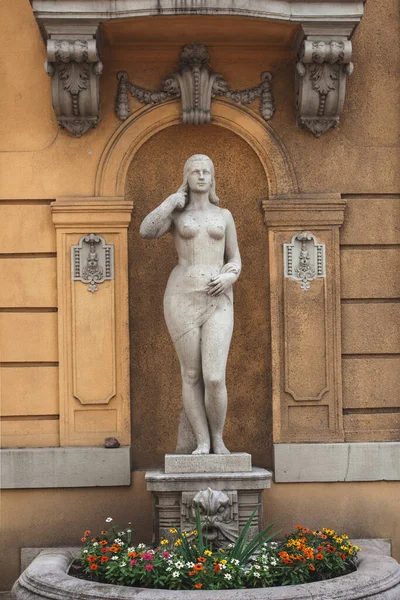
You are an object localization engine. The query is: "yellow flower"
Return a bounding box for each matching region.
[182,532,189,537]
[170,528,177,534]
[348,548,353,554]
[340,545,348,551]
[174,539,182,546]
[220,559,227,565]
[204,550,213,556]
[160,539,169,545]
[342,534,349,540]
[191,530,198,536]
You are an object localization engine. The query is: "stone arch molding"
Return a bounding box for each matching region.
[95,99,298,198]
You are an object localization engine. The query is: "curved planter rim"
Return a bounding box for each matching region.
[13,546,400,600]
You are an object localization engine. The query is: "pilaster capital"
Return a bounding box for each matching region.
[295,25,354,137]
[263,193,347,227]
[51,198,134,228]
[42,23,103,137]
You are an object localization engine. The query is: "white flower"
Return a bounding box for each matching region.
[175,561,184,569]
[105,517,113,523]
[137,543,146,549]
[126,529,132,533]
[254,565,260,570]
[270,559,278,566]
[263,565,270,571]
[115,538,122,544]
[224,573,232,580]
[230,559,239,566]
[111,556,118,561]
[172,571,180,578]
[167,559,174,565]
[166,567,172,572]
[269,542,278,547]
[186,562,194,568]
[128,547,135,552]
[120,562,126,567]
[92,542,98,547]
[253,572,261,579]
[82,550,88,554]
[221,564,226,569]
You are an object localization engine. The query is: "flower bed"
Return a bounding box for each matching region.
[76,518,360,590]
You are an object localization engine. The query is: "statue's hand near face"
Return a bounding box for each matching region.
[165,191,187,211]
[206,272,237,296]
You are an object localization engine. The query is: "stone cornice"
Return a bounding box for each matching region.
[31,1,364,29]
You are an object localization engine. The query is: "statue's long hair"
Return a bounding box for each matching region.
[177,154,219,205]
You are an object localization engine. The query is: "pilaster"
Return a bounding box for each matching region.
[263,194,346,443]
[51,198,133,446]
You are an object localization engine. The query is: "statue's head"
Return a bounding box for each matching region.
[179,154,219,205]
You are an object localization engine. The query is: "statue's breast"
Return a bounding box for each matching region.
[176,217,200,239]
[207,223,225,240]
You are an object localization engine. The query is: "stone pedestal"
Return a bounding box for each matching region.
[146,454,271,547]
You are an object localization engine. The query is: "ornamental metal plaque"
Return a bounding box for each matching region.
[71,233,114,293]
[284,232,325,291]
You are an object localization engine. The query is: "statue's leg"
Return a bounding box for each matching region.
[201,298,233,454]
[174,327,210,455]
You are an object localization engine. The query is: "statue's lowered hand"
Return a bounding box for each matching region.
[206,272,236,296]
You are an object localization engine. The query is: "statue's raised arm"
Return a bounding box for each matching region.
[140,154,241,455]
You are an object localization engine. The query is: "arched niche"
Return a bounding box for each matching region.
[95,99,298,198]
[123,118,293,470]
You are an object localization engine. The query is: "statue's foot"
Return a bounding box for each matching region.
[212,440,230,455]
[192,443,210,455]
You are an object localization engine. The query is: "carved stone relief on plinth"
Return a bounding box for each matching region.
[45,38,103,137]
[181,488,239,547]
[296,38,353,137]
[116,43,275,125]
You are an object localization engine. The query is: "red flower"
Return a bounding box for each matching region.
[84,530,91,536]
[197,557,206,563]
[194,563,203,571]
[90,564,98,571]
[101,548,109,554]
[87,555,97,563]
[309,564,315,571]
[188,571,195,576]
[214,564,221,572]
[145,563,154,572]
[100,556,109,563]
[316,553,324,561]
[195,583,202,589]
[81,537,87,543]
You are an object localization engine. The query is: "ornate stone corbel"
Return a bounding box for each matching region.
[296,38,353,137]
[116,43,275,125]
[45,38,103,137]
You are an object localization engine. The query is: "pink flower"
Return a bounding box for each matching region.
[145,563,154,571]
[162,551,171,559]
[142,552,154,561]
[130,559,137,566]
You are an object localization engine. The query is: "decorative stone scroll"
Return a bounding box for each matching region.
[116,43,274,125]
[296,39,353,137]
[45,38,103,137]
[181,488,239,546]
[71,233,114,293]
[284,232,326,291]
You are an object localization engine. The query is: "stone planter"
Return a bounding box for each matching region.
[12,546,400,600]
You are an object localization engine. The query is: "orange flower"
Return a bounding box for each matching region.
[87,555,97,562]
[99,540,108,546]
[128,552,137,558]
[295,525,303,530]
[194,563,203,571]
[100,556,109,563]
[308,564,315,571]
[84,530,91,536]
[90,564,98,571]
[213,564,221,572]
[197,557,206,563]
[195,583,202,589]
[188,571,195,576]
[110,546,119,553]
[316,553,324,561]
[81,537,87,543]
[320,534,327,540]
[91,538,96,543]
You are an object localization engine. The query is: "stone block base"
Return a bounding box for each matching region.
[145,462,271,547]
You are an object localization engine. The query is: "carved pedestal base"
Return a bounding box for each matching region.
[146,455,271,548]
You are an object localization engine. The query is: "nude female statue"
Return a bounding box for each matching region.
[140,155,241,455]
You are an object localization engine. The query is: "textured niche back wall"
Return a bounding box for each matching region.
[126,124,272,469]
